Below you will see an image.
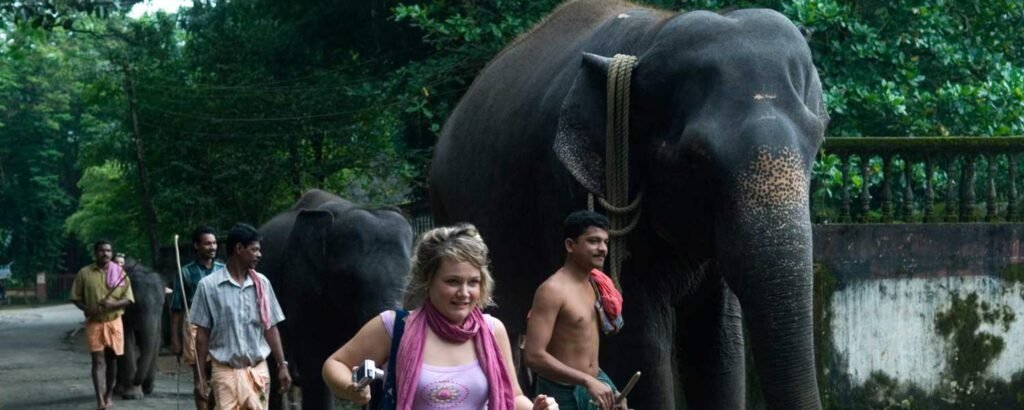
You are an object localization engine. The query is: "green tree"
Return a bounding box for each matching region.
[787,0,1024,137]
[65,162,147,260]
[0,25,98,277]
[3,0,1021,278]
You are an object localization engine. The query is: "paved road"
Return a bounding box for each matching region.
[0,304,194,410]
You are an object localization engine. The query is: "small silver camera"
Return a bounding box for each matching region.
[353,359,384,389]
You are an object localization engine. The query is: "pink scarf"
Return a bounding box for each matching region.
[105,263,126,289]
[395,301,514,410]
[249,269,271,330]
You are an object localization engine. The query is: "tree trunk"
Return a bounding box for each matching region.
[121,63,161,267]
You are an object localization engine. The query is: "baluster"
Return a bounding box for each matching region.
[945,155,959,222]
[840,154,852,223]
[987,154,998,222]
[960,155,977,222]
[924,156,935,223]
[1009,154,1018,221]
[881,155,894,223]
[903,156,915,222]
[860,155,872,223]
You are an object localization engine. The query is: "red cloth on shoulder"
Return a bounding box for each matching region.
[590,269,623,318]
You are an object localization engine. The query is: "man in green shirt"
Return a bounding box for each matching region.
[171,225,223,409]
[70,239,135,410]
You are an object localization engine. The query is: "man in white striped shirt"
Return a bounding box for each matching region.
[191,223,291,409]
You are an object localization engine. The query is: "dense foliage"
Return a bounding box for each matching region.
[0,0,1020,276]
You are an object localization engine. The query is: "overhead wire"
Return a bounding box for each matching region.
[137,119,363,139]
[133,77,469,124]
[130,54,478,99]
[134,73,390,95]
[133,85,469,138]
[131,53,402,91]
[136,103,371,122]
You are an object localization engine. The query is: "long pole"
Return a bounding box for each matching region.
[174,235,206,394]
[176,357,181,410]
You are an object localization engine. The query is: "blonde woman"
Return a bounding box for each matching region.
[323,224,556,410]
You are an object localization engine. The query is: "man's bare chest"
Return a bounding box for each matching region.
[557,290,598,331]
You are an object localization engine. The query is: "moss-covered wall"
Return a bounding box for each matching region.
[810,224,1024,409]
[813,224,1024,281]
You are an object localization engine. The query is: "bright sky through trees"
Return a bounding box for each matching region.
[128,0,190,18]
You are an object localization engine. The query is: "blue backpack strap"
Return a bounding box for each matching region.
[379,309,408,410]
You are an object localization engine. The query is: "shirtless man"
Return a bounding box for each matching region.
[525,210,624,410]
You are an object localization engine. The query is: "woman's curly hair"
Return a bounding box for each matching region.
[402,223,495,310]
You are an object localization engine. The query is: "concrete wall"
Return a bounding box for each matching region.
[813,224,1024,408]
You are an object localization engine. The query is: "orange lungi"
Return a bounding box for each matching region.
[85,318,124,355]
[210,360,270,410]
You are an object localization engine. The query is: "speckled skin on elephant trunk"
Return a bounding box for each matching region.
[717,150,819,409]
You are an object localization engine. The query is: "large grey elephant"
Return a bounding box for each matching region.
[114,258,165,399]
[430,1,828,409]
[259,189,413,410]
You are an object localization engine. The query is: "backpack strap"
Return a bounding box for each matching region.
[379,309,408,410]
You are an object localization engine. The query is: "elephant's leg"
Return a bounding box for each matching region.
[677,275,745,409]
[297,336,332,410]
[137,316,160,394]
[115,329,135,396]
[119,329,145,399]
[600,274,679,410]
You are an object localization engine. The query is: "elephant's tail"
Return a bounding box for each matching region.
[429,188,452,226]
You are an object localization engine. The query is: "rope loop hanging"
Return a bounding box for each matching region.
[597,53,641,290]
[598,191,643,214]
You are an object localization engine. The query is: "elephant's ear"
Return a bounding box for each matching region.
[284,209,334,297]
[807,65,830,129]
[555,52,614,196]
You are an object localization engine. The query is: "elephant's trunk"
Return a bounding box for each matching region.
[715,146,821,409]
[718,205,820,409]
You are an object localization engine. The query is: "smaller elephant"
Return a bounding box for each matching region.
[259,189,413,410]
[114,258,164,399]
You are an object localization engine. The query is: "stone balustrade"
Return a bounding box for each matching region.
[816,137,1024,223]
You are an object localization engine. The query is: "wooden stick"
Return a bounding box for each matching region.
[99,271,128,303]
[88,267,128,321]
[174,234,206,391]
[615,371,641,404]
